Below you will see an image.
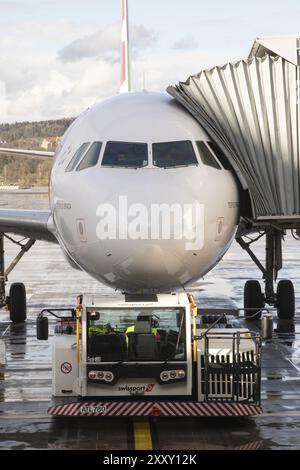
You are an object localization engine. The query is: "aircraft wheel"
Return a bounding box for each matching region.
[9,282,27,323]
[276,280,295,320]
[244,280,264,319]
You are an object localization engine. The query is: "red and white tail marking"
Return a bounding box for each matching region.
[120,0,131,93]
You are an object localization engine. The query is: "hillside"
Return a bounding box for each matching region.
[0,118,74,186]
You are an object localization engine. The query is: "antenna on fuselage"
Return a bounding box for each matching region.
[120,0,131,93]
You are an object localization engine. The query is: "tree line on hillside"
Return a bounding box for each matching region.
[0,118,74,144]
[0,118,75,186]
[0,156,53,186]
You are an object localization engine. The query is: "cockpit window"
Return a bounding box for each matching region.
[102,142,148,168]
[76,142,102,171]
[207,141,231,170]
[65,143,89,172]
[196,141,221,170]
[152,141,198,168]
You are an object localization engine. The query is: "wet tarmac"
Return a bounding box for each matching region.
[0,190,300,450]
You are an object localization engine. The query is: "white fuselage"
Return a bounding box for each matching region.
[49,92,239,292]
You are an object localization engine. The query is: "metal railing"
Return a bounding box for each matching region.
[195,327,261,405]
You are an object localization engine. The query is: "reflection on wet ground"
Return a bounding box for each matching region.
[0,191,300,449]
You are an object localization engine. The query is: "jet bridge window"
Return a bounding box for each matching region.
[101,142,148,168]
[152,140,198,168]
[65,143,90,172]
[76,142,103,171]
[196,141,221,170]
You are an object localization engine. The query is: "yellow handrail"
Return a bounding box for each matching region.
[76,296,82,363]
[188,293,198,362]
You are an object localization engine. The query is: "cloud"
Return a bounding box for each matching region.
[172,36,198,51]
[1,49,225,123]
[132,49,225,93]
[58,23,158,63]
[0,18,224,123]
[0,1,25,11]
[2,55,120,122]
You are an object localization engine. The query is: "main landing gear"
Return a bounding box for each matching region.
[0,233,35,323]
[237,227,295,320]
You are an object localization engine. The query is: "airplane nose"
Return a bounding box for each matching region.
[94,177,206,291]
[114,240,192,291]
[73,165,238,291]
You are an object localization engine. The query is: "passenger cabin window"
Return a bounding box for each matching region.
[102,142,148,168]
[65,143,89,172]
[196,141,221,170]
[207,141,231,170]
[152,141,198,168]
[76,142,102,171]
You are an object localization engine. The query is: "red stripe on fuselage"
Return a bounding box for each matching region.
[121,42,126,84]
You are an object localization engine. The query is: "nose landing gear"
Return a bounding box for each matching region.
[238,227,296,320]
[244,280,264,319]
[276,279,295,320]
[8,282,27,323]
[0,233,35,323]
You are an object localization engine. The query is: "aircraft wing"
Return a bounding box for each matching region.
[0,209,57,243]
[0,147,54,159]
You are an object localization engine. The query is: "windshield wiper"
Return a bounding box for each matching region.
[162,313,185,366]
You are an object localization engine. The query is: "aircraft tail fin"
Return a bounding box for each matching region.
[120,0,131,93]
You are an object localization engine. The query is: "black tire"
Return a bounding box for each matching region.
[9,283,27,323]
[276,280,295,320]
[244,280,264,319]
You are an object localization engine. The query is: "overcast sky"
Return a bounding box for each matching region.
[0,0,299,123]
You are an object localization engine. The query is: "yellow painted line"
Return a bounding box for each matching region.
[133,418,153,450]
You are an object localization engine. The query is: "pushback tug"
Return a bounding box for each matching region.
[37,293,262,417]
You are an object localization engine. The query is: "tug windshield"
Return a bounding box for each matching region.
[87,308,186,363]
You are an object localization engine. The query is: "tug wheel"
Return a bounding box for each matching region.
[244,280,264,319]
[9,282,27,323]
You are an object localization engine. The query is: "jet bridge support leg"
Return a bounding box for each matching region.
[264,227,282,306]
[237,227,294,319]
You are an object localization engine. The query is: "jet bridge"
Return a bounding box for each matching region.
[168,37,300,315]
[168,36,300,225]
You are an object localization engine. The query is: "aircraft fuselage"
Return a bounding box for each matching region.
[49,92,239,292]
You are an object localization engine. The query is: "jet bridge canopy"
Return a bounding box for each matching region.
[168,36,300,223]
